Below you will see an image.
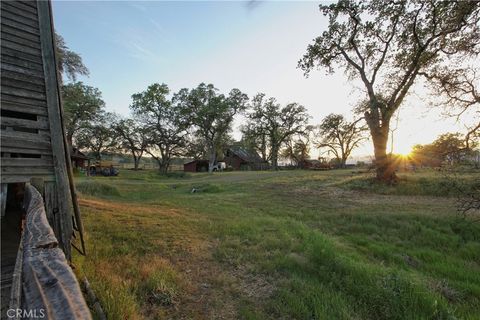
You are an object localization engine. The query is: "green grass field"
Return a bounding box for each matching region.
[73,169,480,320]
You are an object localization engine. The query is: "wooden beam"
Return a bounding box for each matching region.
[20,184,92,319]
[1,175,55,184]
[37,0,74,260]
[1,132,52,151]
[1,115,50,130]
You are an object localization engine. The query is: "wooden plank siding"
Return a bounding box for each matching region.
[1,0,75,259]
[1,0,53,182]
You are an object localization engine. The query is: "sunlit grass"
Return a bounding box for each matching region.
[74,168,480,319]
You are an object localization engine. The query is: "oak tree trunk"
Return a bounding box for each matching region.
[371,126,396,183]
[132,153,139,171]
[208,148,216,173]
[271,147,279,170]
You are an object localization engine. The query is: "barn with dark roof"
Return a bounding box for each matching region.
[224,146,269,170]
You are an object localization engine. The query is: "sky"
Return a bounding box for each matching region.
[52,0,471,158]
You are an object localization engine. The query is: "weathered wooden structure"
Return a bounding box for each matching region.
[1,0,81,256]
[183,159,209,172]
[1,0,89,317]
[224,146,269,170]
[8,184,91,319]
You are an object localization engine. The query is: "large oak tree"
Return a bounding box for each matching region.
[130,83,188,174]
[62,82,105,146]
[299,0,480,182]
[113,118,149,170]
[76,112,118,160]
[316,114,367,168]
[246,93,310,170]
[174,83,248,173]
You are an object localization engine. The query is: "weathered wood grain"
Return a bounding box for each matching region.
[1,77,46,94]
[0,130,50,144]
[0,146,52,156]
[38,0,74,261]
[44,182,60,239]
[1,137,51,153]
[1,2,39,22]
[0,17,39,35]
[1,93,47,107]
[5,0,37,15]
[1,31,41,50]
[0,7,38,29]
[1,39,41,56]
[20,184,92,319]
[9,232,23,313]
[1,115,49,130]
[1,175,55,184]
[1,69,45,86]
[1,85,46,100]
[2,167,54,176]
[1,47,44,66]
[16,0,37,10]
[1,101,48,116]
[1,24,40,43]
[1,158,53,167]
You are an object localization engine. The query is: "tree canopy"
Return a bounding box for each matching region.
[130,83,188,173]
[113,118,149,170]
[55,32,89,83]
[174,83,248,172]
[62,82,105,146]
[76,112,118,160]
[300,0,480,182]
[316,114,367,168]
[245,93,310,170]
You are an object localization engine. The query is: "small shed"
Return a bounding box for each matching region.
[224,146,268,170]
[184,159,209,172]
[71,147,90,169]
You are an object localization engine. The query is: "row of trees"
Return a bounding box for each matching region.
[56,33,370,172]
[410,133,479,167]
[63,80,370,172]
[57,0,480,180]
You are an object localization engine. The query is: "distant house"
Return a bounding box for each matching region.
[224,146,269,170]
[70,147,90,169]
[184,159,209,172]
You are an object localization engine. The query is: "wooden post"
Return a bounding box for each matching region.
[37,0,73,260]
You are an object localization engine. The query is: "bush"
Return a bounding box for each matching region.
[76,181,120,197]
[341,172,480,197]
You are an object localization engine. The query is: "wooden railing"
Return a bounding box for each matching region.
[9,184,91,319]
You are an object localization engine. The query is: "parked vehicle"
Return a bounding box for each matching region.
[89,161,119,176]
[212,162,226,172]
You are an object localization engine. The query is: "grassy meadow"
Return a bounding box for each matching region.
[73,169,480,320]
